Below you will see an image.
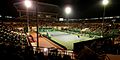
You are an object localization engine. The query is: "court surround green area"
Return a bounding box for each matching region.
[39,29,97,50]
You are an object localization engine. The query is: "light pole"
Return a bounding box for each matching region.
[101,0,109,37]
[24,0,32,34]
[35,0,39,50]
[64,6,72,29]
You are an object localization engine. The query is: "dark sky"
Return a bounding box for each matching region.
[0,0,120,18]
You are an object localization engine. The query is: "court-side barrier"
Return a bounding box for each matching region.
[32,46,76,59]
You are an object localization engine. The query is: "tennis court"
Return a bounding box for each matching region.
[48,31,94,50]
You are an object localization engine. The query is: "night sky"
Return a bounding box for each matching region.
[0,0,120,18]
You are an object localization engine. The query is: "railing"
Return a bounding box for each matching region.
[32,46,76,59]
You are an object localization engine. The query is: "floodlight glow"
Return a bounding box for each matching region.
[59,18,64,21]
[24,0,32,8]
[44,48,48,52]
[0,15,2,17]
[65,6,72,15]
[102,0,109,6]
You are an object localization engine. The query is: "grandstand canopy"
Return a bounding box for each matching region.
[14,1,61,21]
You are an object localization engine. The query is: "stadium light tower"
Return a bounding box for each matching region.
[24,0,32,34]
[101,0,109,37]
[64,6,72,29]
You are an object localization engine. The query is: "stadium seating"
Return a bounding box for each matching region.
[0,24,75,60]
[0,24,35,60]
[1,22,120,60]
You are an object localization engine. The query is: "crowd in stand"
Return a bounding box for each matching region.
[75,23,120,35]
[0,24,34,60]
[52,22,120,36]
[1,22,120,60]
[0,24,74,60]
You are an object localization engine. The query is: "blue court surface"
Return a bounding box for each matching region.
[47,31,94,50]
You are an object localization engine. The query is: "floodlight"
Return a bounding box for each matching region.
[102,0,109,6]
[24,0,32,8]
[65,6,72,15]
